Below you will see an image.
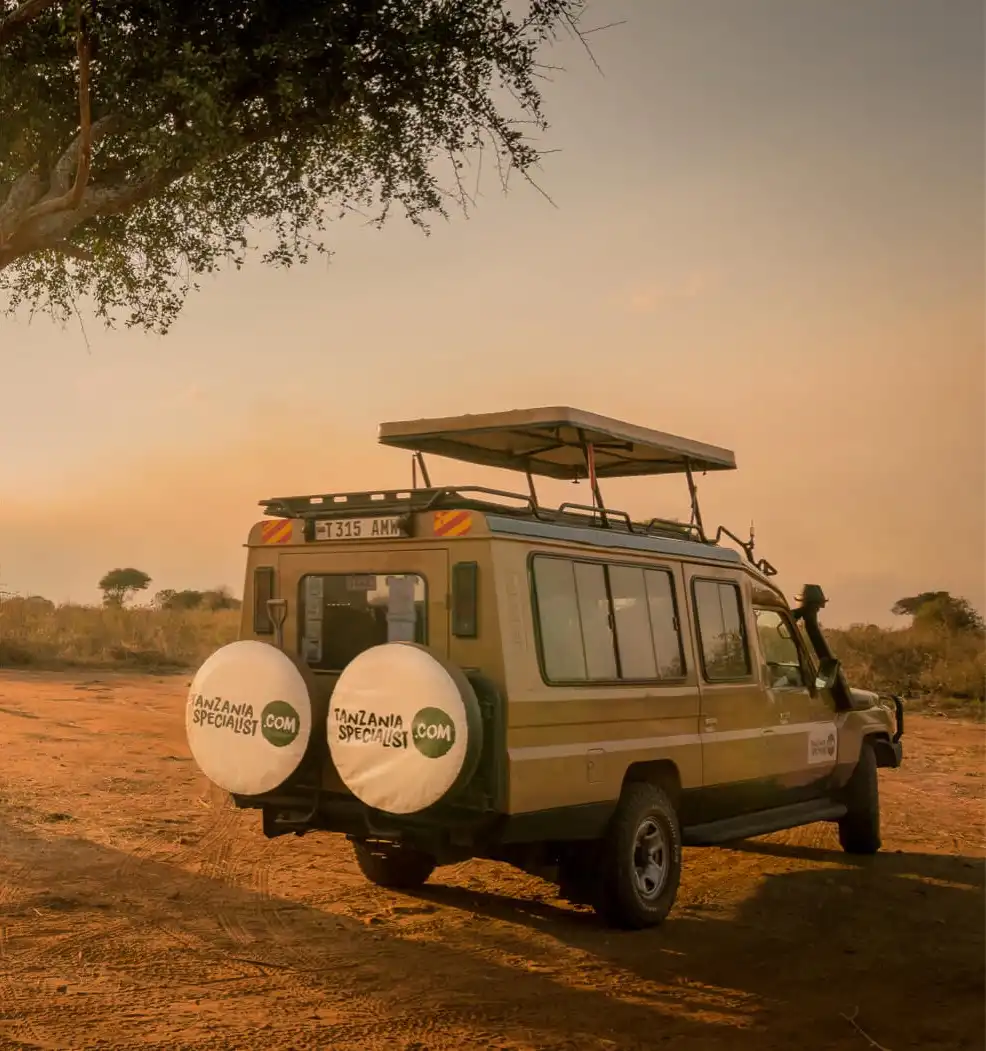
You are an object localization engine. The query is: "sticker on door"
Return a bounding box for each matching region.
[807,726,838,765]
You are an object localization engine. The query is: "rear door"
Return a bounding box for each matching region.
[753,606,839,804]
[279,546,450,685]
[684,567,771,819]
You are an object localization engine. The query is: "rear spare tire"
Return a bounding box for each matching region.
[327,643,483,815]
[185,640,313,796]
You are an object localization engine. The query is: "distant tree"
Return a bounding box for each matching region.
[892,592,985,634]
[152,585,240,610]
[201,585,240,611]
[171,589,205,610]
[98,567,151,607]
[0,594,55,612]
[23,594,54,612]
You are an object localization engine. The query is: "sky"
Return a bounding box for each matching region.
[2,0,984,627]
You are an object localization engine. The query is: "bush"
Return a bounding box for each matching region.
[828,622,985,702]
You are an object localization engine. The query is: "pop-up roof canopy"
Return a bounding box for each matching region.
[377,407,736,481]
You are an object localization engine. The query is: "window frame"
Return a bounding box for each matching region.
[529,552,688,687]
[690,576,754,683]
[296,570,429,672]
[753,605,816,688]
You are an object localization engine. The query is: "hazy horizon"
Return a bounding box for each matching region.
[2,0,984,628]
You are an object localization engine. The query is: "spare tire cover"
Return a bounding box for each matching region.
[185,640,312,796]
[327,643,483,815]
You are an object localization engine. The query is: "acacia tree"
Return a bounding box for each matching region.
[892,592,985,634]
[0,0,586,332]
[98,566,151,606]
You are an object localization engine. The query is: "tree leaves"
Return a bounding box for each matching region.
[0,0,585,333]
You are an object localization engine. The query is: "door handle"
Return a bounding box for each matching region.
[762,727,776,736]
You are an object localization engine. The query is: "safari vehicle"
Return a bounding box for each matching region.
[185,407,904,929]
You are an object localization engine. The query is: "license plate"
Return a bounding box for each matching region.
[313,516,405,541]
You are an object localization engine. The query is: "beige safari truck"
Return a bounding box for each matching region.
[184,408,904,929]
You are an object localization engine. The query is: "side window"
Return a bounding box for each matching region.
[573,562,618,680]
[644,569,685,678]
[532,557,587,681]
[608,565,658,679]
[754,608,806,688]
[693,579,751,681]
[532,557,686,683]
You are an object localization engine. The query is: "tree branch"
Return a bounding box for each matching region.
[7,8,93,230]
[0,114,324,269]
[52,242,95,262]
[0,0,58,47]
[0,171,43,237]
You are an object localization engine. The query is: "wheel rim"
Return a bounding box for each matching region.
[632,816,670,901]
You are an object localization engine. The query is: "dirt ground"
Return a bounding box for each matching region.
[0,671,982,1051]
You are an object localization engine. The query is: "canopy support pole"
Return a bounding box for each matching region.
[525,467,540,512]
[577,429,608,527]
[685,460,706,541]
[413,451,432,489]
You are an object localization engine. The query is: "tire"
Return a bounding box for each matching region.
[352,840,437,889]
[838,741,881,855]
[593,781,682,930]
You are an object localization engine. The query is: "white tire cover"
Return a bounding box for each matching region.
[185,640,312,796]
[327,643,483,815]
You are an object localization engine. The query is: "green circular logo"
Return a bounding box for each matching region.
[411,707,456,759]
[261,700,301,747]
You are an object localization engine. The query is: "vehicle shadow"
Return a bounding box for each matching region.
[726,837,985,882]
[0,816,775,1051]
[2,812,982,1051]
[409,840,986,1050]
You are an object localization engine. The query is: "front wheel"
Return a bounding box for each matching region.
[593,782,682,930]
[352,840,437,889]
[838,742,881,855]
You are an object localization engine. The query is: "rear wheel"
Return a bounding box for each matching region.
[838,742,881,854]
[352,840,437,889]
[593,782,682,929]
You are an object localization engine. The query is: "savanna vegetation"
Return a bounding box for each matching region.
[0,581,981,716]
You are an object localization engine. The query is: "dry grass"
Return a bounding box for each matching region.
[828,622,985,712]
[0,597,239,671]
[1,598,982,719]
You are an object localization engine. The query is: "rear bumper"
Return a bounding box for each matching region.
[233,789,498,851]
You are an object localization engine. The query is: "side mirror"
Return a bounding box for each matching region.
[815,656,841,692]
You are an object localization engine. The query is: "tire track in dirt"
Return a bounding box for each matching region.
[0,850,48,1049]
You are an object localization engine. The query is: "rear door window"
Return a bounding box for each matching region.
[299,573,426,671]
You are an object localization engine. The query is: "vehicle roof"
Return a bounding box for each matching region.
[377,407,737,480]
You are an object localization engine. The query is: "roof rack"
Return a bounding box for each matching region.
[259,408,777,576]
[259,485,702,543]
